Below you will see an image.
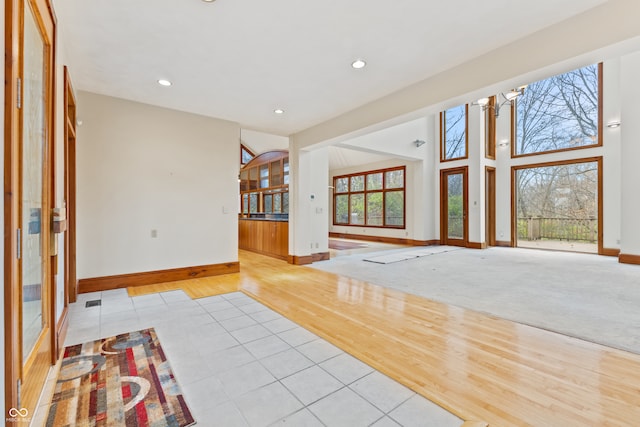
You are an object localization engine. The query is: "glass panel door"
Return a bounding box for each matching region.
[447,174,463,239]
[441,168,468,246]
[22,0,47,363]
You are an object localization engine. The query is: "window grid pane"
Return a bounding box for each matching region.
[335,194,349,224]
[350,175,365,192]
[442,105,467,160]
[367,173,383,190]
[350,194,365,225]
[366,193,383,226]
[385,191,404,227]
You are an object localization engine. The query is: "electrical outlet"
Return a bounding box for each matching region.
[151,229,158,238]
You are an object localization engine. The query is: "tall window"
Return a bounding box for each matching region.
[514,64,601,156]
[334,166,405,228]
[441,104,468,161]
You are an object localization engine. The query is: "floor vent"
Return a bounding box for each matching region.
[85,300,102,308]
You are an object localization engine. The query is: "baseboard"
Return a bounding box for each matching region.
[288,255,313,265]
[78,262,240,293]
[467,242,487,249]
[240,247,288,261]
[619,253,640,265]
[312,252,330,262]
[329,232,439,247]
[600,247,620,257]
[494,240,512,247]
[56,307,69,357]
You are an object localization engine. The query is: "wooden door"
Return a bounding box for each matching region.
[5,0,56,416]
[440,167,468,247]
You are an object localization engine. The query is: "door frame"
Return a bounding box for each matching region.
[440,166,469,247]
[4,0,57,414]
[510,156,603,253]
[485,166,496,247]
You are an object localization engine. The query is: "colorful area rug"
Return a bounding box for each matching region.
[46,328,195,427]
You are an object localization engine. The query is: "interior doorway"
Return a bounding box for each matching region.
[440,167,468,247]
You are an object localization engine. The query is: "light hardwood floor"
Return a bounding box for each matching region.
[129,250,640,426]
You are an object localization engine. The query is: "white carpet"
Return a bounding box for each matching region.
[363,246,460,264]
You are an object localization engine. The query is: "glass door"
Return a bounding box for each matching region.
[441,167,468,246]
[13,0,55,414]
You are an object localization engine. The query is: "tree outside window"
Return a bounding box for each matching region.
[515,64,600,156]
[441,104,468,161]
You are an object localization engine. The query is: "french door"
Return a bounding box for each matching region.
[440,167,468,247]
[5,0,56,415]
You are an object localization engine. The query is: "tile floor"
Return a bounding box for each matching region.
[32,289,463,427]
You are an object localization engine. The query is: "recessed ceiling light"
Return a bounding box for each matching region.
[201,0,216,2]
[158,79,172,87]
[274,109,284,115]
[351,59,366,69]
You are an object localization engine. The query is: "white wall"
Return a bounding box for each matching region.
[288,146,330,257]
[76,92,239,278]
[620,51,640,256]
[241,128,288,155]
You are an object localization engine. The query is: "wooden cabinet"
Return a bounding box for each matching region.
[239,219,288,260]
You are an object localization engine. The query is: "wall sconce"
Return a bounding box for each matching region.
[414,139,426,148]
[472,86,527,117]
[607,120,621,128]
[498,139,509,147]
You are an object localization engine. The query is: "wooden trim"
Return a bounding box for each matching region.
[55,307,69,357]
[288,255,313,265]
[485,167,496,246]
[242,247,288,262]
[485,96,496,159]
[329,232,439,247]
[495,240,512,247]
[63,66,77,304]
[467,242,487,249]
[511,63,603,159]
[312,252,330,262]
[242,149,288,169]
[511,156,603,254]
[240,143,256,165]
[619,254,640,265]
[78,262,240,293]
[600,247,620,257]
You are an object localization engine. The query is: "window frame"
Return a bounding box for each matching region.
[440,104,469,162]
[332,166,406,229]
[240,144,256,165]
[511,63,603,159]
[485,96,496,160]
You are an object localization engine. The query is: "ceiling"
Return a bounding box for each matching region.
[54,0,607,137]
